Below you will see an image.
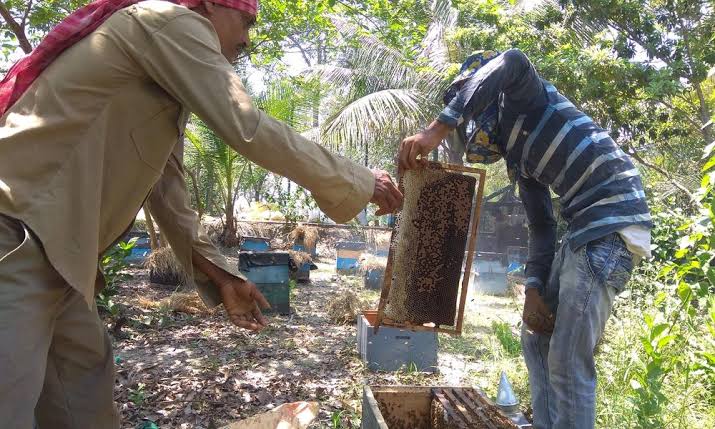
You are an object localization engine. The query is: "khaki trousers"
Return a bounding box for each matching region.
[0,215,119,429]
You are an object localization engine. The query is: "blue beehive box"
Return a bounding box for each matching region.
[364,268,384,290]
[357,310,438,373]
[374,249,389,257]
[238,251,290,315]
[124,233,150,265]
[336,241,366,273]
[292,242,318,258]
[240,236,271,251]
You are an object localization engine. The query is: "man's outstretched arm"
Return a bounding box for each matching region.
[138,12,401,220]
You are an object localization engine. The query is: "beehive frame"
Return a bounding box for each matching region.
[375,162,486,336]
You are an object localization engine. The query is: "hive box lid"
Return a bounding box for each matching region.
[238,251,291,270]
[336,241,367,250]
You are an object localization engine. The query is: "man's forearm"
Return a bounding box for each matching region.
[519,176,557,291]
[525,223,557,290]
[426,120,454,139]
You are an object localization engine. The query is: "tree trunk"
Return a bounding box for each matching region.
[220,198,240,247]
[693,82,713,143]
[185,168,204,219]
[364,140,369,166]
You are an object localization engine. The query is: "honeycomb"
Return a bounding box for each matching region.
[384,164,477,326]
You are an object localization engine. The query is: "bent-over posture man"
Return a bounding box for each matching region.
[398,49,651,429]
[0,1,402,427]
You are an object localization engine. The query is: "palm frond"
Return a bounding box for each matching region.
[321,89,429,150]
[419,0,460,74]
[331,16,419,91]
[254,79,314,131]
[302,64,355,92]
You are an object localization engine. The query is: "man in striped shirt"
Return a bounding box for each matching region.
[398,49,651,429]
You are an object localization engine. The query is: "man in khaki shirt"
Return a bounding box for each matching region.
[0,1,402,427]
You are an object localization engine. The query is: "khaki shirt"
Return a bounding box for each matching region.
[0,1,374,306]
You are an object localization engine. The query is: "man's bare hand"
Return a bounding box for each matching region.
[522,288,554,334]
[370,169,403,216]
[398,120,453,172]
[218,278,270,331]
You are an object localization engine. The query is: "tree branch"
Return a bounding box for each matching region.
[287,34,312,66]
[0,0,33,53]
[625,146,701,208]
[679,14,713,143]
[185,168,204,220]
[648,98,702,131]
[20,0,32,30]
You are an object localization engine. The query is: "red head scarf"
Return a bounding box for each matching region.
[0,0,257,116]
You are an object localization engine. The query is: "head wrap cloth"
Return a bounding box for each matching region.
[443,50,503,165]
[0,0,257,116]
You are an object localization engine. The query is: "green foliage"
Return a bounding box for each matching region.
[311,0,456,170]
[330,409,342,429]
[128,383,146,407]
[405,361,419,373]
[249,0,336,66]
[620,138,715,427]
[288,278,298,300]
[97,239,136,316]
[0,0,91,60]
[491,320,521,358]
[186,116,246,214]
[329,408,360,429]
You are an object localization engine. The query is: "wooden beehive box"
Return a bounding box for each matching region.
[361,385,531,429]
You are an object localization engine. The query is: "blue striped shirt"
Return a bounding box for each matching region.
[439,49,652,289]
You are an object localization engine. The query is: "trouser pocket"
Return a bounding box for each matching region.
[0,215,28,266]
[584,232,633,294]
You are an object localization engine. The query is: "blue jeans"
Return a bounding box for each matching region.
[521,232,633,429]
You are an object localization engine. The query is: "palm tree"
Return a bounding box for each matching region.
[185,117,247,247]
[309,0,460,167]
[183,78,315,244]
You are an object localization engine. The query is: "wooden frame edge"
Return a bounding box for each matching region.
[375,162,487,336]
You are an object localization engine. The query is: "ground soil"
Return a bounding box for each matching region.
[110,252,520,429]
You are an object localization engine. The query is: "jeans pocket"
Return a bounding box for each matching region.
[585,233,632,293]
[585,234,617,281]
[606,248,633,294]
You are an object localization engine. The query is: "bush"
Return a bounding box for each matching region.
[491,321,522,358]
[97,239,136,316]
[594,144,715,428]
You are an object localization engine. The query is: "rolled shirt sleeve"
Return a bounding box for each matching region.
[518,175,557,292]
